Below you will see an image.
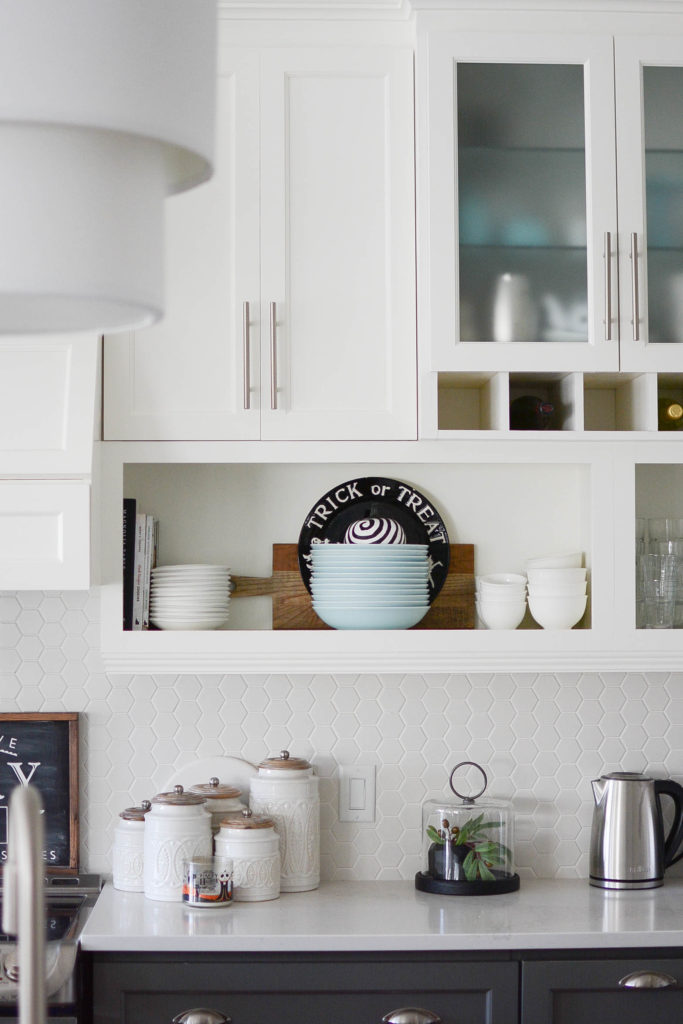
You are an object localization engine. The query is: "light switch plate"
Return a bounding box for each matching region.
[339,764,376,822]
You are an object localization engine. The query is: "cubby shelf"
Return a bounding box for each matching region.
[433,371,683,435]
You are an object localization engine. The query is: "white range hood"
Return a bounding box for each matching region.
[0,333,98,590]
[0,333,98,477]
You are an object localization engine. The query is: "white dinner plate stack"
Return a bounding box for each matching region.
[150,564,231,630]
[310,544,431,630]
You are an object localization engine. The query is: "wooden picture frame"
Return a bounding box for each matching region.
[0,712,79,874]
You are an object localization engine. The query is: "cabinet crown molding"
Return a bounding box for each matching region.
[218,0,683,12]
[409,0,683,8]
[218,0,412,18]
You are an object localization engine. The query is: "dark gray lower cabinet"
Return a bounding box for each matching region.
[87,950,683,1024]
[87,953,519,1024]
[522,957,683,1024]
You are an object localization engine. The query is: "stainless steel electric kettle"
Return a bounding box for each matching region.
[589,771,683,889]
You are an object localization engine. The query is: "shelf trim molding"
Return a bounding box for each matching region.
[99,647,683,674]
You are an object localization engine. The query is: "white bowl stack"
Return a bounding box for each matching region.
[150,564,231,630]
[476,572,527,629]
[310,542,431,630]
[526,552,587,629]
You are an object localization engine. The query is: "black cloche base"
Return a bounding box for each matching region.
[414,870,521,896]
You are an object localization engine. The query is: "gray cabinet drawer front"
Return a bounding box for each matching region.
[91,956,519,1024]
[522,958,683,1024]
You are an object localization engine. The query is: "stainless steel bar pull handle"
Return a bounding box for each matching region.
[619,971,678,989]
[382,1010,443,1024]
[269,300,278,410]
[630,231,641,342]
[173,1010,231,1024]
[242,301,251,410]
[603,231,612,341]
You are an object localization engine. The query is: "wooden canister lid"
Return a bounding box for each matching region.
[119,799,151,820]
[190,777,241,800]
[152,784,206,806]
[220,808,274,830]
[257,749,311,771]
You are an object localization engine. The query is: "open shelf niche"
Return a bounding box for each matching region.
[97,445,608,673]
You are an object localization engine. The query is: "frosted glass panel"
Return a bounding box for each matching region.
[457,63,588,343]
[643,67,683,343]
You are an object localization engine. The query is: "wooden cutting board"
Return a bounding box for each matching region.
[231,543,474,630]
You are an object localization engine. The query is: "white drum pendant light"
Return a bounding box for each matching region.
[0,0,216,334]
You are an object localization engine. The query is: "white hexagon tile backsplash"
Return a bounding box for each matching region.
[1,588,682,881]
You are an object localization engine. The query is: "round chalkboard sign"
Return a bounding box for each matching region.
[298,476,450,602]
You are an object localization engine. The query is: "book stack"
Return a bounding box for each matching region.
[122,498,159,630]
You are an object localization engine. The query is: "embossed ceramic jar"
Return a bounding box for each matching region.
[113,800,151,893]
[143,785,212,902]
[248,749,319,892]
[215,809,280,902]
[189,777,245,836]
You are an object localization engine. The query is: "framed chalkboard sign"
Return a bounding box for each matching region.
[0,713,79,874]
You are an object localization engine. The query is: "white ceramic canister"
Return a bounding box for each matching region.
[249,749,320,892]
[112,799,151,892]
[189,777,245,836]
[215,809,280,902]
[143,785,212,902]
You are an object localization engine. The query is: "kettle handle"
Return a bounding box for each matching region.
[655,780,683,867]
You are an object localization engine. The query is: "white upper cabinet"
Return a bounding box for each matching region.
[418,30,618,374]
[103,50,260,442]
[616,36,683,371]
[258,48,416,441]
[103,44,417,442]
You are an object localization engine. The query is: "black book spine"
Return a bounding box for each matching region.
[122,498,136,630]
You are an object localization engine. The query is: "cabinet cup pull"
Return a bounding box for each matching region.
[382,1009,443,1024]
[619,970,678,989]
[172,1011,231,1024]
[604,230,613,342]
[270,300,278,410]
[242,300,251,410]
[630,231,641,342]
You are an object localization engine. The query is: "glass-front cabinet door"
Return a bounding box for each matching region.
[420,32,618,372]
[617,38,683,371]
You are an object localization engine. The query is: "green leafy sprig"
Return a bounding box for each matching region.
[427,812,511,882]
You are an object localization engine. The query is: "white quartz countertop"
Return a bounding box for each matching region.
[81,879,683,953]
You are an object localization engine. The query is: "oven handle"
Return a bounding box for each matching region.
[2,1019,76,1024]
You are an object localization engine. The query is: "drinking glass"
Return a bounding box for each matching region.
[643,539,683,626]
[667,540,683,627]
[635,518,648,627]
[647,517,683,543]
[640,553,677,629]
[635,517,647,561]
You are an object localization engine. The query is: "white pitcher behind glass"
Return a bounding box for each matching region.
[492,273,539,343]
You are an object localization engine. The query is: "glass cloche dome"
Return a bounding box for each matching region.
[415,761,520,895]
